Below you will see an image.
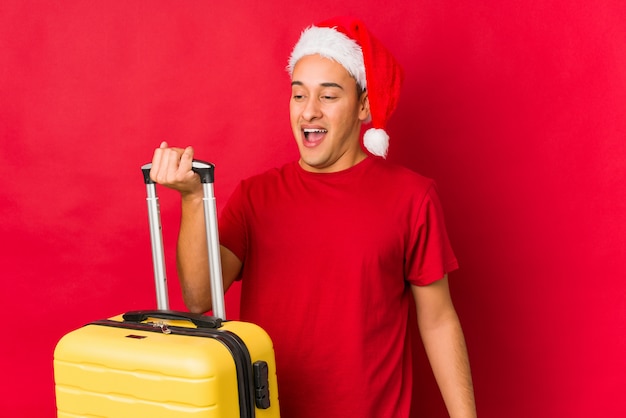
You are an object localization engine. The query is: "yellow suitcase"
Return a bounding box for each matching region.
[54,161,280,417]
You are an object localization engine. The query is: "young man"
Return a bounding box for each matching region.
[150,17,476,418]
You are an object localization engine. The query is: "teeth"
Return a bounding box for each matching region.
[303,128,327,133]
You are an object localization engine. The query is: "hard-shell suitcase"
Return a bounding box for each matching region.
[54,161,280,418]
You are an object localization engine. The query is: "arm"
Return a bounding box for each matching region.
[150,142,242,314]
[412,275,477,418]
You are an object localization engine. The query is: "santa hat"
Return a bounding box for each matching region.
[287,17,404,158]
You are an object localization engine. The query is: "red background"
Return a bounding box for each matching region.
[1,1,624,416]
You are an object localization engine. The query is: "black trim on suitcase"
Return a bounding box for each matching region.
[91,318,260,417]
[122,309,223,329]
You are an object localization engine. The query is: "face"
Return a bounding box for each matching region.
[290,54,370,173]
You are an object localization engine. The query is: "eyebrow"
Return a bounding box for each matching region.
[291,81,344,90]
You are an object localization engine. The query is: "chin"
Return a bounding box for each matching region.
[299,153,324,168]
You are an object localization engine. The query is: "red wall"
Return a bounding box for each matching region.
[1,1,624,416]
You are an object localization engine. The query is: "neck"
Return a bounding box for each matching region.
[299,148,368,173]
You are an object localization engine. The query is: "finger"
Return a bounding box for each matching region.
[179,146,195,179]
[162,145,187,183]
[150,142,168,182]
[153,143,182,184]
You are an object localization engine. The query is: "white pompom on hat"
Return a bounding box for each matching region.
[287,16,404,158]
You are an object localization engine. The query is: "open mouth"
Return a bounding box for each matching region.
[303,128,328,142]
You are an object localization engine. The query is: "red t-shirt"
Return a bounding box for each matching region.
[219,157,458,418]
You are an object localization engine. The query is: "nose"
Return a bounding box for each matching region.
[301,97,322,121]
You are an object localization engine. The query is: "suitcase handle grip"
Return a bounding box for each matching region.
[141,159,215,184]
[122,310,222,328]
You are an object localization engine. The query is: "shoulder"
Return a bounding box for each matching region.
[223,163,296,216]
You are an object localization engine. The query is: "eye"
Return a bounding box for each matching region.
[320,95,337,102]
[292,93,306,102]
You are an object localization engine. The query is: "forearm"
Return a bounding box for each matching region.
[176,193,212,313]
[419,312,477,417]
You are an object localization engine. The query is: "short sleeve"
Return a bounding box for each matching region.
[218,181,248,264]
[405,182,459,286]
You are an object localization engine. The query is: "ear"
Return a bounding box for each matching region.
[359,90,371,123]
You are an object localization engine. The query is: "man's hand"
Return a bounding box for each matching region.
[150,141,202,197]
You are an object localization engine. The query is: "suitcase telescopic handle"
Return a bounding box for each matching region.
[140,160,227,320]
[122,309,222,328]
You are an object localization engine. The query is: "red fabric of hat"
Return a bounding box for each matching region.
[315,17,405,157]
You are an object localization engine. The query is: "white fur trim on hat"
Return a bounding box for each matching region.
[287,26,367,90]
[363,128,389,158]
